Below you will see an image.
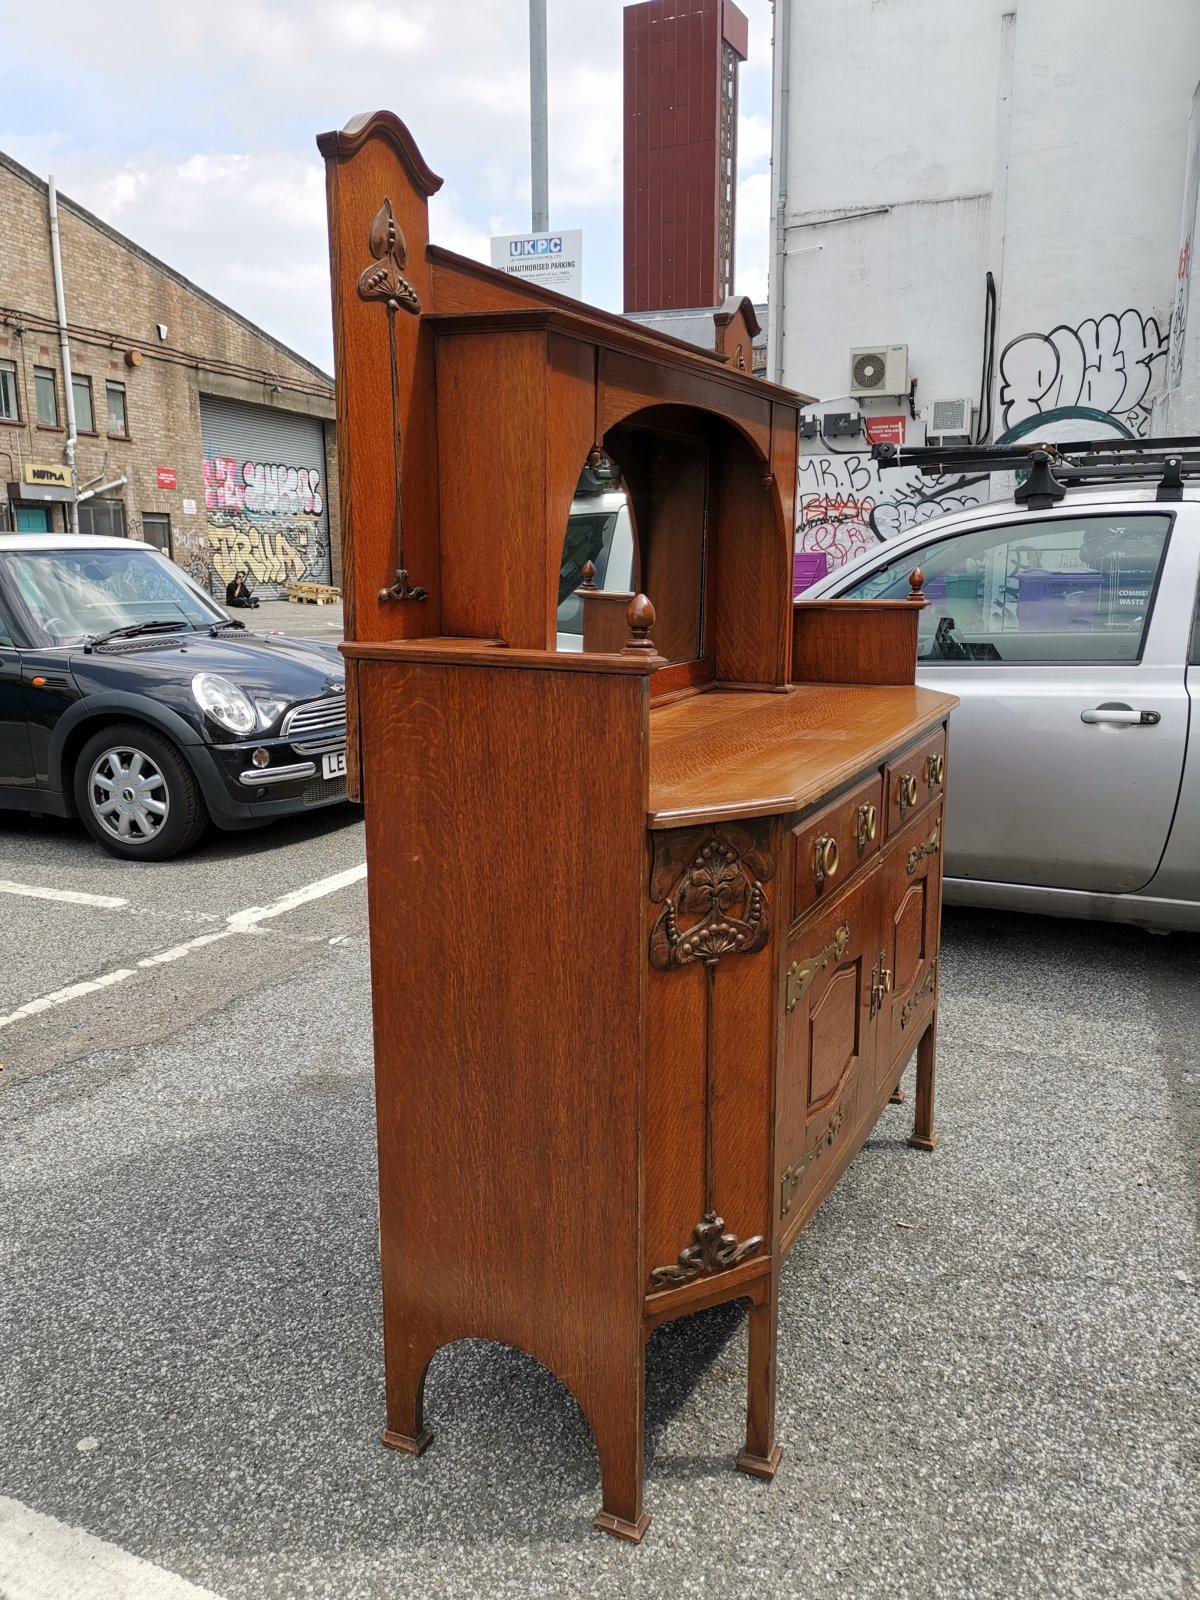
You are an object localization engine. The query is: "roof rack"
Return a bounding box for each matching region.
[871,436,1200,511]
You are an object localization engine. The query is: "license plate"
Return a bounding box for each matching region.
[322,751,347,781]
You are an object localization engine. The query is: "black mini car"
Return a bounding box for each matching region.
[0,534,350,860]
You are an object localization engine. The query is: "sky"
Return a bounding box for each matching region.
[0,0,774,375]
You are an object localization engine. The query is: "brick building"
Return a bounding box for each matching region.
[0,150,339,597]
[622,0,749,313]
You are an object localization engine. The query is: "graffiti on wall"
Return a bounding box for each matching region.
[796,454,986,576]
[997,310,1168,440]
[203,455,328,589]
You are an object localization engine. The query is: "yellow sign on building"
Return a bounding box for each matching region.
[22,462,73,489]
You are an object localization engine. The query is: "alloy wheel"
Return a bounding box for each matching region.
[87,746,171,844]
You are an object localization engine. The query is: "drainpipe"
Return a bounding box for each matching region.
[47,175,79,531]
[769,0,791,386]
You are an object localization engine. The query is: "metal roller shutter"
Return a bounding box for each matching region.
[200,394,331,597]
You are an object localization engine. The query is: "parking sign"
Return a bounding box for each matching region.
[489,229,583,299]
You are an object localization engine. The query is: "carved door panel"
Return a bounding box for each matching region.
[876,802,944,1087]
[776,871,877,1233]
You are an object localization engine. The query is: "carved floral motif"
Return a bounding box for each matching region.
[647,824,774,1290]
[357,198,426,603]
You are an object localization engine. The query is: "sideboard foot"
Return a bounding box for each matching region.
[380,1426,434,1456]
[908,1012,938,1151]
[736,1442,784,1479]
[888,1083,905,1104]
[593,1510,651,1543]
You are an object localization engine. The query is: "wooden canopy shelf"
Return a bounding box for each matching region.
[320,109,955,1546]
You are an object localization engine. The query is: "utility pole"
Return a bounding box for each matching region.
[529,0,549,232]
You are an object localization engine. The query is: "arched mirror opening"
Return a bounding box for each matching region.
[556,417,713,667]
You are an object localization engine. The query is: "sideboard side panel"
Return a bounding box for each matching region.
[358,659,648,1449]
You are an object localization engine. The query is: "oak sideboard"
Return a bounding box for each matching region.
[319,109,956,1543]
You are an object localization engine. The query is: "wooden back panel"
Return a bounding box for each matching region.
[792,601,922,686]
[356,654,650,1434]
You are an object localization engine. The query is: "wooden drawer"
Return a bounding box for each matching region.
[791,772,883,924]
[884,727,947,838]
[777,873,876,1233]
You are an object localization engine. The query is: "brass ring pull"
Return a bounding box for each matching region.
[814,834,840,886]
[926,753,945,787]
[856,802,878,848]
[899,773,919,809]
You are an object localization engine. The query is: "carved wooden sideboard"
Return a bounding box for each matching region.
[319,110,956,1543]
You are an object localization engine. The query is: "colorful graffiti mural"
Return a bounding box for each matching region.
[203,455,329,589]
[795,453,986,578]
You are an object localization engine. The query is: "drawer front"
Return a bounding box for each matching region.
[876,802,944,1082]
[884,727,947,838]
[791,772,883,924]
[777,873,876,1227]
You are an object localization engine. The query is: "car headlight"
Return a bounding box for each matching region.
[252,695,289,731]
[191,673,257,735]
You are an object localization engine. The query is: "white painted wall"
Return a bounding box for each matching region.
[770,0,1200,578]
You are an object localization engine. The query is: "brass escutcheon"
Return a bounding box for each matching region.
[856,802,878,848]
[814,834,840,886]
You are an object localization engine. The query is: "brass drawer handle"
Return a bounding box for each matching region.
[926,752,945,787]
[899,773,919,810]
[813,834,840,886]
[856,802,878,848]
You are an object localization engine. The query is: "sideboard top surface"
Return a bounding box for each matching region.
[647,684,956,829]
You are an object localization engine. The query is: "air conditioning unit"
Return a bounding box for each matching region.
[926,397,974,446]
[849,343,909,397]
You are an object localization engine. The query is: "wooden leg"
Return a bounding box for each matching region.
[908,1012,939,1151]
[737,1284,783,1479]
[888,1076,905,1105]
[380,1335,435,1456]
[591,1348,650,1543]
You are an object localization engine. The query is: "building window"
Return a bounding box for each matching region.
[106,381,128,438]
[77,498,127,539]
[72,374,95,434]
[34,367,59,427]
[0,360,19,422]
[142,512,171,556]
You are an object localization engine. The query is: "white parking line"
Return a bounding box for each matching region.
[0,879,128,909]
[0,863,367,1032]
[0,1494,226,1600]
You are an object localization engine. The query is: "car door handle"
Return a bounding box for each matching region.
[1081,703,1161,726]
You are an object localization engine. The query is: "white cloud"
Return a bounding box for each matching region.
[1,0,778,369]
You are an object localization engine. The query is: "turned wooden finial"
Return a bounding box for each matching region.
[622,593,658,655]
[579,559,598,591]
[908,567,926,603]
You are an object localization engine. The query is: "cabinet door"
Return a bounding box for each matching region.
[875,801,944,1089]
[776,871,876,1232]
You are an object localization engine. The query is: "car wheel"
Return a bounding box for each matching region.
[73,723,209,861]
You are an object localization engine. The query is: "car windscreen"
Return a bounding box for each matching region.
[557,510,622,637]
[5,547,225,645]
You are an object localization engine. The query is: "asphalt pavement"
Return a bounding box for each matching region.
[0,744,1197,1598]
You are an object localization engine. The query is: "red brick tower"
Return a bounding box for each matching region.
[622,0,749,313]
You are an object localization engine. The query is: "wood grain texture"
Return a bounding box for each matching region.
[359,656,651,1535]
[792,602,922,686]
[648,685,956,828]
[713,430,792,687]
[433,328,549,647]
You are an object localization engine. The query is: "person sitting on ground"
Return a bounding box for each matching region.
[225,570,259,609]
